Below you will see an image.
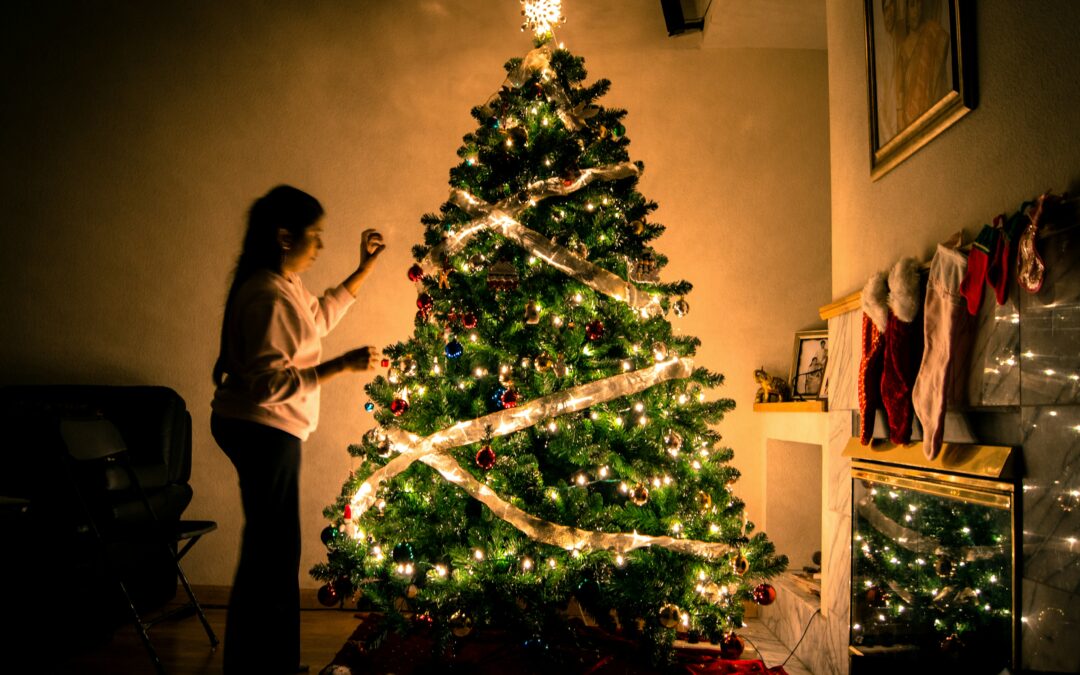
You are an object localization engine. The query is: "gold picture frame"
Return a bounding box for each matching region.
[864,0,976,180]
[790,329,829,400]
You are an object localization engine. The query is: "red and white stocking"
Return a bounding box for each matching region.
[858,272,889,445]
[881,258,924,445]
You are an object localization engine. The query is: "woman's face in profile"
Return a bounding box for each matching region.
[282,220,324,274]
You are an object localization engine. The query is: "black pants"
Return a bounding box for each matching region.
[211,414,302,674]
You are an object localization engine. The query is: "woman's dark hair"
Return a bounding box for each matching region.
[213,185,324,387]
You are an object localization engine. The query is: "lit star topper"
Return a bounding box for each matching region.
[520,0,565,38]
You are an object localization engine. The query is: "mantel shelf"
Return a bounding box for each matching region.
[753,400,828,413]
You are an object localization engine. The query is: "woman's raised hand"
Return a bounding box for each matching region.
[360,229,385,270]
[342,346,380,372]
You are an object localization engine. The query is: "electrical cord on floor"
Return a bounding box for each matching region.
[740,607,821,671]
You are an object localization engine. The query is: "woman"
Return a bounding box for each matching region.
[211,184,385,674]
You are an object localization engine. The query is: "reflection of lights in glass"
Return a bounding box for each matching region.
[1023,350,1035,358]
[1044,369,1056,376]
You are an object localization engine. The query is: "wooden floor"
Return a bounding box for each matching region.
[54,605,360,675]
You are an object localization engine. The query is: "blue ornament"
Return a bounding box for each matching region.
[491,386,508,409]
[445,339,464,359]
[364,401,375,411]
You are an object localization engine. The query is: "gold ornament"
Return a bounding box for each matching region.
[630,483,650,506]
[449,610,473,637]
[731,553,749,576]
[664,431,683,454]
[535,353,553,372]
[673,298,690,317]
[630,219,646,235]
[658,603,681,629]
[525,300,541,324]
[696,491,713,511]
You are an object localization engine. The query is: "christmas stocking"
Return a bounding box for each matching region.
[958,224,996,315]
[858,272,889,445]
[912,245,973,460]
[984,215,1009,305]
[881,257,924,445]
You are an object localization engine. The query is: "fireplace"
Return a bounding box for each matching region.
[844,439,1018,675]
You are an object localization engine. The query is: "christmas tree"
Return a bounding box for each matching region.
[313,3,787,663]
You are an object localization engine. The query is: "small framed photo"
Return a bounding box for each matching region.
[864,0,976,180]
[790,330,829,400]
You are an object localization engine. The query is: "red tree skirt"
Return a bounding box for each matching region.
[326,614,788,675]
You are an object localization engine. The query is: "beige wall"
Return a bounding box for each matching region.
[0,2,830,587]
[827,0,1080,297]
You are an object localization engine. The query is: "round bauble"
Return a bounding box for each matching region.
[392,542,415,564]
[731,553,749,576]
[363,401,375,412]
[449,610,473,637]
[752,583,777,606]
[445,339,464,359]
[475,444,497,470]
[416,293,434,314]
[317,582,339,607]
[320,525,338,547]
[664,431,683,454]
[719,633,745,659]
[500,388,520,409]
[629,219,645,235]
[935,555,956,579]
[585,320,604,341]
[673,298,690,317]
[535,353,553,372]
[865,585,889,608]
[461,312,478,329]
[658,603,681,629]
[630,483,650,506]
[696,490,713,511]
[390,398,410,416]
[407,263,425,282]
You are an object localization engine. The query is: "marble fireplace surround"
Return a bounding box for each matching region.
[757,223,1080,675]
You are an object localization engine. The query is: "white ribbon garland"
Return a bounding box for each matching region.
[426,162,662,316]
[350,358,731,558]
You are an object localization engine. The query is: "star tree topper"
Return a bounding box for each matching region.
[521,0,566,38]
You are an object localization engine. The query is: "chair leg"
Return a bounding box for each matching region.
[116,576,166,675]
[175,557,219,648]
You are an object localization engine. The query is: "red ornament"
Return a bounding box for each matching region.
[390,398,410,416]
[752,583,777,606]
[500,389,520,409]
[381,358,390,368]
[719,633,745,659]
[416,293,434,315]
[585,320,604,341]
[317,583,339,607]
[343,504,352,520]
[475,444,497,470]
[407,263,425,282]
[461,312,478,329]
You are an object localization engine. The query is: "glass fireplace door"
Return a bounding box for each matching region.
[850,462,1016,673]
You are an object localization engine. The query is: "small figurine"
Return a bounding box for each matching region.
[754,367,791,403]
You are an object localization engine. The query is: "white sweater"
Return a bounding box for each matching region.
[212,270,355,441]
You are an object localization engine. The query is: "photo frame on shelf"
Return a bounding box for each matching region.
[790,330,829,401]
[864,0,976,180]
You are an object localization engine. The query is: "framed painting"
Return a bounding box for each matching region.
[864,0,975,179]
